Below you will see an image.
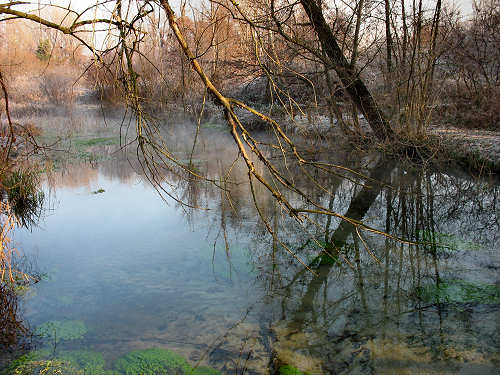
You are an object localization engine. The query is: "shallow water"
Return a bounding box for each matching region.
[4,127,500,374]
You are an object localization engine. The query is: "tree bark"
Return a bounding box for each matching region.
[300,0,394,141]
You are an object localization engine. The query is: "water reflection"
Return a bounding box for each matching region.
[248,157,499,374]
[4,131,500,374]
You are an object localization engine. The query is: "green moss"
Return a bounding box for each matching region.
[36,320,88,343]
[278,365,310,375]
[113,348,192,375]
[416,279,500,305]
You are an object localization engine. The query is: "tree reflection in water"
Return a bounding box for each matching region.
[241,160,499,374]
[164,135,498,373]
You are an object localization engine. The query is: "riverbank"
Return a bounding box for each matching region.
[430,127,500,175]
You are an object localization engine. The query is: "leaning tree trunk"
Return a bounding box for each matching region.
[300,0,394,141]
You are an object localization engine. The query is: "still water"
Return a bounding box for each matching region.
[5,128,500,374]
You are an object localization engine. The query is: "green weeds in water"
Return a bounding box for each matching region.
[190,367,222,375]
[3,347,222,375]
[6,359,80,375]
[418,230,481,253]
[416,279,500,305]
[113,348,192,375]
[113,348,221,375]
[58,350,114,375]
[1,168,44,228]
[278,365,310,375]
[1,349,117,375]
[36,320,88,343]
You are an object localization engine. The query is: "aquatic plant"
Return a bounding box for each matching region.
[9,359,80,375]
[416,279,500,305]
[1,168,44,228]
[58,350,108,375]
[0,354,32,375]
[0,348,49,375]
[36,319,88,343]
[113,348,192,375]
[1,348,80,375]
[112,348,221,375]
[278,365,310,375]
[190,366,221,375]
[418,230,481,252]
[1,349,119,375]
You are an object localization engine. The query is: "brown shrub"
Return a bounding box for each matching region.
[39,70,76,106]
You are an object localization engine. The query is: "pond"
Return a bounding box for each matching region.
[2,120,500,375]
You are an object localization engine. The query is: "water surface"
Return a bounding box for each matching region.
[6,128,500,374]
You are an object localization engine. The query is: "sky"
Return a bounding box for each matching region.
[24,0,477,16]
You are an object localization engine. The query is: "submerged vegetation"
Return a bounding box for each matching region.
[278,365,309,375]
[4,348,221,375]
[416,280,500,305]
[36,320,88,343]
[114,348,192,375]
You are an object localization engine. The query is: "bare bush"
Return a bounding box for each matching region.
[39,69,75,106]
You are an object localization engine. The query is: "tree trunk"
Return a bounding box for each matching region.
[300,0,394,141]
